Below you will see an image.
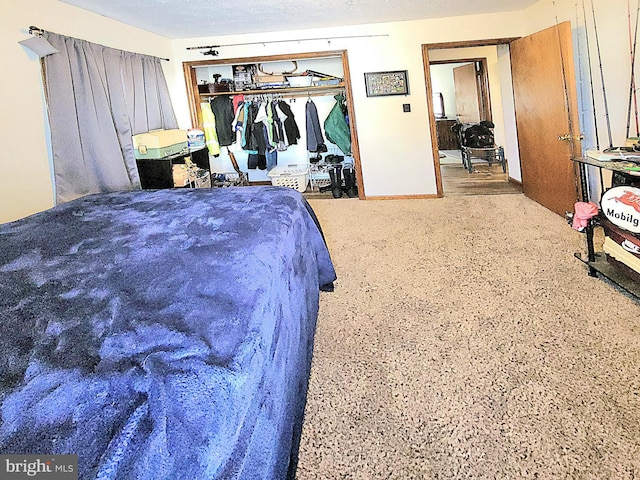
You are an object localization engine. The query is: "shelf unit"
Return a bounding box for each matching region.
[136,147,209,190]
[572,155,640,298]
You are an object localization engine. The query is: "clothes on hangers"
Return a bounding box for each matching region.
[205,92,332,170]
[255,100,276,149]
[244,101,267,157]
[265,145,278,171]
[210,95,235,147]
[324,93,351,155]
[275,100,300,146]
[232,94,244,114]
[305,98,327,153]
[255,99,279,170]
[232,100,245,145]
[200,102,220,156]
[247,153,267,170]
[272,102,288,151]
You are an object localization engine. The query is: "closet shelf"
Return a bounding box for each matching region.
[199,83,346,98]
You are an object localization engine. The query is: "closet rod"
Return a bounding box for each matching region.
[240,88,346,101]
[285,88,346,99]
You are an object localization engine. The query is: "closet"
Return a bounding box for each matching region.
[182,50,363,198]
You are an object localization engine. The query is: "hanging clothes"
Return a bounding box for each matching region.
[241,101,252,151]
[210,95,235,147]
[200,102,220,156]
[276,100,300,146]
[243,101,265,153]
[255,100,276,149]
[324,93,351,155]
[266,99,280,148]
[247,153,267,170]
[232,94,245,114]
[232,100,245,145]
[271,101,287,151]
[265,151,278,170]
[305,99,327,153]
[243,101,268,170]
[262,99,278,170]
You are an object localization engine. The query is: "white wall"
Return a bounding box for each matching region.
[430,63,465,121]
[1,0,173,224]
[496,44,521,182]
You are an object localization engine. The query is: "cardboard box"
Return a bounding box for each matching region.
[172,164,190,187]
[172,164,211,188]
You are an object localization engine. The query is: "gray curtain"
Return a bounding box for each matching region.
[42,32,178,204]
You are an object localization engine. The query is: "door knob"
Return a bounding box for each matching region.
[558,133,584,141]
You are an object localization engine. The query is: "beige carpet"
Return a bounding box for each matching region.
[297,194,640,479]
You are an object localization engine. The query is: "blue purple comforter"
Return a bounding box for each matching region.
[0,186,336,479]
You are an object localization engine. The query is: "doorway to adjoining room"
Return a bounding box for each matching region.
[425,42,523,197]
[430,59,519,195]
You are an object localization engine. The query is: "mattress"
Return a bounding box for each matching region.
[0,186,336,479]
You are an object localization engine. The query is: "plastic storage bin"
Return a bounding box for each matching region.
[267,165,309,192]
[286,75,313,87]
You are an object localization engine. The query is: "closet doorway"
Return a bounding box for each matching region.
[423,41,523,196]
[182,50,364,199]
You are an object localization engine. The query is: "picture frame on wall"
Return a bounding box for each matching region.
[364,70,409,97]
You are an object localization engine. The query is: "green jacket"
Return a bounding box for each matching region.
[324,94,351,155]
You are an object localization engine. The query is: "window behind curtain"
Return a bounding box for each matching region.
[42,32,177,204]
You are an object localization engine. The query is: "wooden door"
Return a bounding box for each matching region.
[454,63,481,123]
[510,22,581,216]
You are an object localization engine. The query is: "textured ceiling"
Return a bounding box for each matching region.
[59,0,538,39]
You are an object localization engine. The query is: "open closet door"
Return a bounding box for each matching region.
[510,21,582,216]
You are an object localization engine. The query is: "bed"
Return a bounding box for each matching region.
[0,186,336,479]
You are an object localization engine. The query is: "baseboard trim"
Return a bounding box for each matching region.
[508,177,523,187]
[364,194,440,200]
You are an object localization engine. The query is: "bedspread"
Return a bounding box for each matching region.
[0,186,336,479]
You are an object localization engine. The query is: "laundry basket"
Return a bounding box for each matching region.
[267,165,309,192]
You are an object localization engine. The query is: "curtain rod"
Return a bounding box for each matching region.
[27,25,171,61]
[187,33,389,52]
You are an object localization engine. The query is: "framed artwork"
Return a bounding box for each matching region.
[364,70,409,97]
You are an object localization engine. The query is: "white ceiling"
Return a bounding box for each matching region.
[59,0,538,40]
